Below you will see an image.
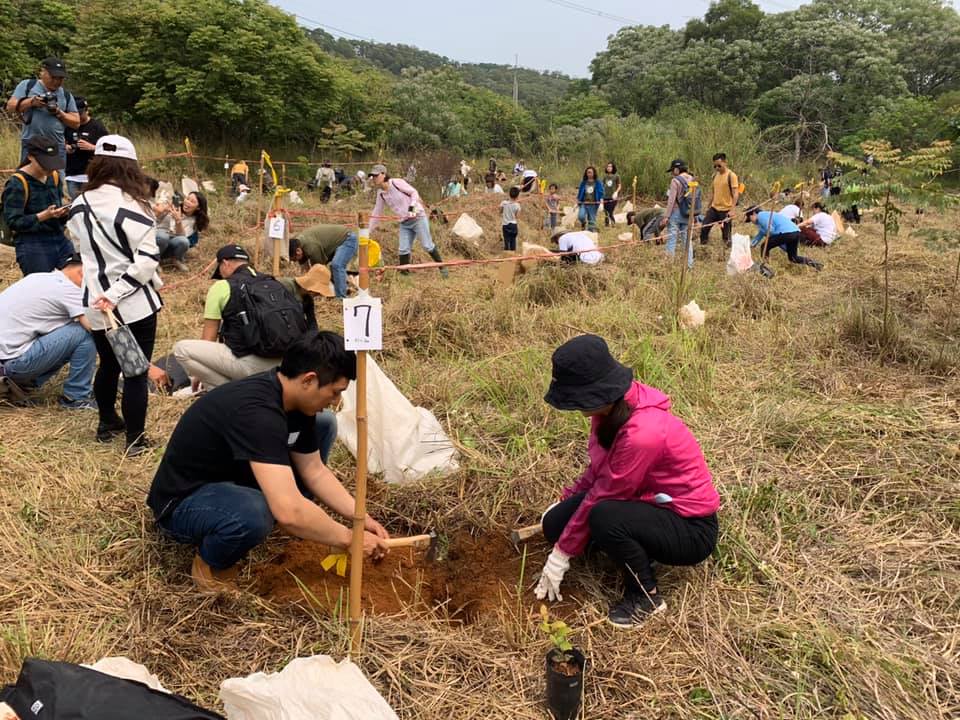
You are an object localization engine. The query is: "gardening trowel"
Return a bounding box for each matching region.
[385,531,438,562]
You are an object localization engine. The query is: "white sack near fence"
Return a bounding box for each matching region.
[337,356,458,484]
[220,655,398,720]
[450,213,484,243]
[726,233,754,276]
[181,176,199,196]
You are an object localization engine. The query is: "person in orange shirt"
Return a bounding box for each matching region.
[700,152,739,247]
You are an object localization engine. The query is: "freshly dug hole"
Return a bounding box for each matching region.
[254,531,588,623]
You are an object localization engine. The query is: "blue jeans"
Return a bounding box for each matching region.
[578,203,598,231]
[398,216,435,255]
[331,232,358,298]
[159,409,338,570]
[2,322,95,401]
[156,229,189,261]
[15,235,75,276]
[666,209,693,268]
[66,180,85,199]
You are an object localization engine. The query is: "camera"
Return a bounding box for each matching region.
[172,191,184,209]
[40,92,59,114]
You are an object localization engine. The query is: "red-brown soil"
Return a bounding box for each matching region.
[254,531,587,622]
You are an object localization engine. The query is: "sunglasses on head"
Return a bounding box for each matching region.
[713,164,723,169]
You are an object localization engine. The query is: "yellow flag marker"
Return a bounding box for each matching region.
[321,553,349,577]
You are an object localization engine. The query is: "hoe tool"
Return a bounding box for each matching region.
[510,523,543,546]
[385,531,438,562]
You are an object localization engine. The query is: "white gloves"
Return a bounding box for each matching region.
[535,548,571,602]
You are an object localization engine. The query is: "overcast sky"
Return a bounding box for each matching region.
[273,0,809,77]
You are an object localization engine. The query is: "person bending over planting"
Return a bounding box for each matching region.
[368,163,448,277]
[745,205,823,271]
[148,331,390,592]
[535,335,720,628]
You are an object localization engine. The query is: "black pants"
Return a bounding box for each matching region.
[602,198,617,226]
[502,222,518,251]
[700,206,732,245]
[543,493,718,593]
[763,231,819,267]
[92,313,157,444]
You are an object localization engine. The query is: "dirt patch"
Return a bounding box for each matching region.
[254,531,585,621]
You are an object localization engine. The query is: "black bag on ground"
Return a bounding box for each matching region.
[221,267,308,358]
[1,658,225,720]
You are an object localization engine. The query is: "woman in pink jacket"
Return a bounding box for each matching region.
[535,335,720,628]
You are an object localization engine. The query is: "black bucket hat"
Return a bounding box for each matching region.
[544,335,633,411]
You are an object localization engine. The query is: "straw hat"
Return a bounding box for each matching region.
[294,264,336,298]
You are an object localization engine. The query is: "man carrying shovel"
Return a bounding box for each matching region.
[147,331,391,592]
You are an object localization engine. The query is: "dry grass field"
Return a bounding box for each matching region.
[0,162,957,719]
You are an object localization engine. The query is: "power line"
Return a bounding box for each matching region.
[542,0,641,25]
[290,12,374,42]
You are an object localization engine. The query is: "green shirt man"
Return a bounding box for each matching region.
[289,224,358,299]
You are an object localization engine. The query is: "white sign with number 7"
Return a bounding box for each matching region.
[342,295,383,351]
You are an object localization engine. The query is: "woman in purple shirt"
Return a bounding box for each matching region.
[535,335,720,628]
[368,163,447,277]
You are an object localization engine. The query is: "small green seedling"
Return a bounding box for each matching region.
[539,604,573,663]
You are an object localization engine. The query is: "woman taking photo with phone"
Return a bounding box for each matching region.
[68,135,162,456]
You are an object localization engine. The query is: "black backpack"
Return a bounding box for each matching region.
[1,658,225,720]
[220,267,308,358]
[675,174,702,218]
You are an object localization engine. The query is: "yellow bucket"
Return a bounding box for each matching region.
[366,239,381,267]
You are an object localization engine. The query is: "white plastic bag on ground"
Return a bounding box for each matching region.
[288,190,304,205]
[156,181,175,204]
[726,233,754,276]
[621,201,634,214]
[613,212,627,224]
[450,213,483,243]
[560,205,577,230]
[679,300,706,329]
[181,176,199,196]
[201,180,217,194]
[337,356,458,484]
[220,656,398,720]
[84,657,169,693]
[617,231,632,241]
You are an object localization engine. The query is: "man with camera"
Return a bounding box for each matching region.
[5,57,80,164]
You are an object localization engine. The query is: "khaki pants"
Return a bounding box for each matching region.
[173,340,278,388]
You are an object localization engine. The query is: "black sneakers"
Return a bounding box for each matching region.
[96,416,126,443]
[607,590,667,629]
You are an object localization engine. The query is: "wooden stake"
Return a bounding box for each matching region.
[631,176,638,242]
[184,137,200,181]
[255,152,265,268]
[281,162,287,189]
[224,156,231,196]
[349,212,370,659]
[271,191,284,277]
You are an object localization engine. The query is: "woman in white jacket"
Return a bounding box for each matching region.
[68,135,162,456]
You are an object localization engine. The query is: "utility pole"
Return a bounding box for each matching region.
[513,54,519,106]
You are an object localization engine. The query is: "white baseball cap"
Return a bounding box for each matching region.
[95,135,138,161]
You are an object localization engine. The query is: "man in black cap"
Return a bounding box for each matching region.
[0,253,96,409]
[173,244,309,390]
[658,159,699,269]
[63,97,109,199]
[1,134,73,275]
[6,57,80,163]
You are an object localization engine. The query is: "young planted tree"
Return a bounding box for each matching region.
[829,139,954,355]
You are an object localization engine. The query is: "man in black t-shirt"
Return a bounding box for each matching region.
[147,331,391,591]
[63,97,108,199]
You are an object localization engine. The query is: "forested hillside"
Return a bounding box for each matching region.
[1,0,958,164]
